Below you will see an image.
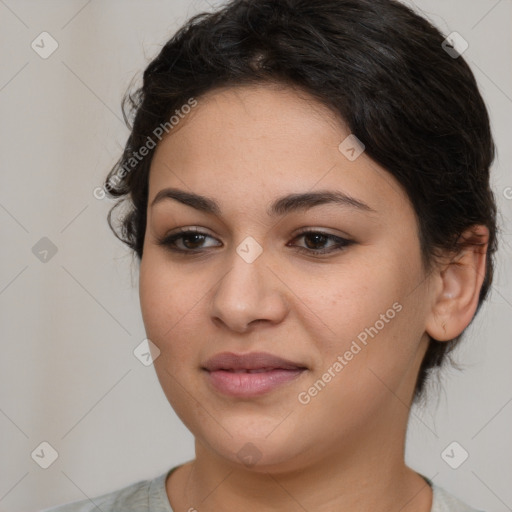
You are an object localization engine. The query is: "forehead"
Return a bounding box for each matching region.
[148,84,412,221]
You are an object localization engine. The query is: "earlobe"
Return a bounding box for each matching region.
[425,225,489,342]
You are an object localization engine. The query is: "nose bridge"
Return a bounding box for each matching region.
[209,237,287,332]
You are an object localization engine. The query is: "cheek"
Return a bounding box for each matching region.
[310,263,400,342]
[139,259,168,337]
[139,256,218,431]
[139,255,201,358]
[313,246,425,365]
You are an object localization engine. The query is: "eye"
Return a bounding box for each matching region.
[156,227,220,252]
[155,228,354,256]
[289,230,354,255]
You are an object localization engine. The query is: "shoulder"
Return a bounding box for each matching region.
[431,483,485,512]
[39,478,152,512]
[39,469,174,512]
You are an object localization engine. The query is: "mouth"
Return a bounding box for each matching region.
[202,351,307,372]
[202,352,308,397]
[216,368,293,373]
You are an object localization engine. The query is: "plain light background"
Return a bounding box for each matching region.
[0,1,511,511]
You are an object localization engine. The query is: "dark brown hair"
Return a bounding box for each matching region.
[105,0,498,401]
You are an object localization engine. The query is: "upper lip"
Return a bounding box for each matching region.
[202,352,307,372]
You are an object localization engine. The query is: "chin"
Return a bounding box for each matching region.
[195,421,310,473]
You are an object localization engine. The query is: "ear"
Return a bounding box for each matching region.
[425,225,489,342]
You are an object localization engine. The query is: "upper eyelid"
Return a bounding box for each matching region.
[166,227,349,240]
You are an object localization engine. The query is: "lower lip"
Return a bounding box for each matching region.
[205,368,305,397]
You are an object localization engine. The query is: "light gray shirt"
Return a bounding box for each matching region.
[40,468,484,512]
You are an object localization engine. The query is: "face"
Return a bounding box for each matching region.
[139,83,435,472]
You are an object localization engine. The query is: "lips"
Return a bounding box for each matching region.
[202,352,307,397]
[202,352,306,372]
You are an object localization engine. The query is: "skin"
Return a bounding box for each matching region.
[138,82,488,512]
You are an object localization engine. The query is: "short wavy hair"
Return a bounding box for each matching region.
[104,0,498,402]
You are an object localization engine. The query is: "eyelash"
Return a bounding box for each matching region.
[156,228,354,256]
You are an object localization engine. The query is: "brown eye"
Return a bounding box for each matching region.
[157,228,221,253]
[290,230,354,255]
[179,233,207,250]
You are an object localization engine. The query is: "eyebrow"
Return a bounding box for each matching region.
[150,187,377,217]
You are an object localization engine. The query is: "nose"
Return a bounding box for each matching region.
[209,246,289,333]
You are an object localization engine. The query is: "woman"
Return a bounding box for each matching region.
[43,0,498,510]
